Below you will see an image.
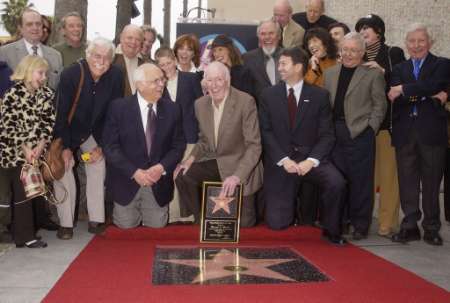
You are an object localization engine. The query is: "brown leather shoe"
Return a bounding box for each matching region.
[88,222,106,235]
[57,227,73,240]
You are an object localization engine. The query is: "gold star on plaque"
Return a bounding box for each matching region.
[210,196,234,214]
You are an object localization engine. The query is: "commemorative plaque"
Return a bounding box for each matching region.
[200,181,243,243]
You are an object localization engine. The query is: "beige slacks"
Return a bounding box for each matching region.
[55,136,105,228]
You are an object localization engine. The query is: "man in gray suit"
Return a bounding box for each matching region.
[324,32,386,240]
[0,8,62,90]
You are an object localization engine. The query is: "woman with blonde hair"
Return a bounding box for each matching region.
[0,55,55,248]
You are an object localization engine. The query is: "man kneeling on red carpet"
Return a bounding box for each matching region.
[103,63,185,228]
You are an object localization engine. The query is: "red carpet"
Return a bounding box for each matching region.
[43,226,450,303]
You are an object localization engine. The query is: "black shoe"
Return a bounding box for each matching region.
[57,227,73,240]
[352,231,368,241]
[16,239,47,248]
[391,227,421,244]
[341,222,351,235]
[322,230,347,246]
[88,222,106,235]
[39,219,59,231]
[423,231,443,246]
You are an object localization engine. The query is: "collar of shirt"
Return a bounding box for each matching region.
[23,39,42,56]
[177,62,197,73]
[412,55,427,69]
[285,80,304,104]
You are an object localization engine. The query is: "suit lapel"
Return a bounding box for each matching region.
[216,88,236,151]
[328,65,340,107]
[203,96,216,151]
[418,53,437,81]
[151,98,166,161]
[345,65,366,97]
[256,48,272,85]
[17,40,29,61]
[130,96,148,155]
[294,83,312,130]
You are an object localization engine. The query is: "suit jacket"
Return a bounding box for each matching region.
[283,19,305,48]
[259,82,335,166]
[163,71,203,144]
[292,12,337,31]
[324,64,387,138]
[113,53,145,97]
[190,87,263,195]
[390,53,450,147]
[243,47,282,101]
[54,59,124,150]
[103,94,186,206]
[0,38,63,90]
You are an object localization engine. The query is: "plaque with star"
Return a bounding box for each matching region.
[200,182,243,243]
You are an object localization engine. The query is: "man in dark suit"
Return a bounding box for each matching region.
[259,47,346,245]
[243,19,282,101]
[292,0,337,32]
[388,23,450,246]
[103,63,185,228]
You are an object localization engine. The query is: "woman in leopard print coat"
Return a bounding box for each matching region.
[0,55,55,248]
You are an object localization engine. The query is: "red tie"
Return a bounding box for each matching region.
[288,88,297,129]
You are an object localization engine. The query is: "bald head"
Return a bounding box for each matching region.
[120,24,144,59]
[134,63,166,102]
[273,0,293,27]
[204,61,230,103]
[305,0,324,24]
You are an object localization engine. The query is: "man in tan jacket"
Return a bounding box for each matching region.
[175,61,263,227]
[273,0,305,48]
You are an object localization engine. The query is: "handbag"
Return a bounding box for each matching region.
[41,60,85,182]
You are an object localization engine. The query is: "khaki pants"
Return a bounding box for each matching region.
[374,130,400,234]
[55,136,105,228]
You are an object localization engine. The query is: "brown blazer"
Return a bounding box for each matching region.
[113,54,145,97]
[283,19,305,48]
[324,63,387,138]
[190,87,263,195]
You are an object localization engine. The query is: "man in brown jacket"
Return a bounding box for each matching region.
[175,61,263,227]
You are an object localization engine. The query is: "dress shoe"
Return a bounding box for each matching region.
[16,239,47,248]
[391,227,421,244]
[322,230,347,246]
[39,219,59,231]
[352,231,368,241]
[88,222,106,235]
[57,227,73,240]
[423,231,443,246]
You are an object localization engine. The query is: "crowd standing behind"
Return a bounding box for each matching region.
[0,0,449,250]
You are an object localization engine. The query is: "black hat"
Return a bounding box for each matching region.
[355,14,385,41]
[211,34,233,48]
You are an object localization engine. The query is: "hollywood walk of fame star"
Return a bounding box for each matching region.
[162,249,297,283]
[209,196,234,214]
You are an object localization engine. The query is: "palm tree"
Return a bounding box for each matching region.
[1,0,33,36]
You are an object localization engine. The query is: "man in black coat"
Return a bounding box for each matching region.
[292,0,337,32]
[388,23,450,246]
[259,47,346,245]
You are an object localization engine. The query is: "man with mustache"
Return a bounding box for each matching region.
[53,37,124,239]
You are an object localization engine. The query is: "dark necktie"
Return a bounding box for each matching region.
[31,45,38,56]
[146,103,156,156]
[287,88,297,129]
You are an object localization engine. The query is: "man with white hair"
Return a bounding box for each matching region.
[103,63,185,229]
[388,24,450,246]
[292,0,337,32]
[175,61,263,227]
[243,19,283,101]
[324,32,386,241]
[272,0,305,48]
[113,24,145,96]
[54,37,124,239]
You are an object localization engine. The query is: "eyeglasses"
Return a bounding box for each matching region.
[341,48,362,55]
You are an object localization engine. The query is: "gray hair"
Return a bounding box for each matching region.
[341,31,366,53]
[257,19,281,38]
[86,36,115,61]
[60,11,85,29]
[405,23,433,43]
[133,63,162,83]
[204,61,231,83]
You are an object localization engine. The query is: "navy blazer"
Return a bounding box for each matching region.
[54,59,124,150]
[163,71,203,144]
[259,82,335,166]
[103,94,186,206]
[390,53,450,147]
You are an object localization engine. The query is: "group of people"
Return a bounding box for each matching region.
[0,0,449,249]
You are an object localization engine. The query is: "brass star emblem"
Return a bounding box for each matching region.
[209,196,234,214]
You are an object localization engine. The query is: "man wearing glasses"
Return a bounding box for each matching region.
[324,32,386,241]
[103,63,185,229]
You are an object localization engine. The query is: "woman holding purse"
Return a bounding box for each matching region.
[0,55,55,248]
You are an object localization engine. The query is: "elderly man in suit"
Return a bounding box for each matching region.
[292,0,337,32]
[113,24,145,97]
[103,63,185,228]
[273,0,305,48]
[0,8,62,90]
[243,19,283,101]
[175,61,263,227]
[259,47,346,245]
[388,24,450,246]
[324,32,386,240]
